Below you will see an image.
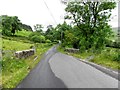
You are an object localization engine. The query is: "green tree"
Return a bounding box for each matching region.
[2,15,21,36]
[44,22,73,43]
[45,25,56,42]
[34,24,43,34]
[0,16,2,29]
[29,32,45,43]
[63,30,78,48]
[55,22,72,42]
[2,15,12,35]
[11,16,21,35]
[65,1,116,52]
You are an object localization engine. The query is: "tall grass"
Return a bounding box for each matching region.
[15,30,32,37]
[1,37,52,88]
[58,46,120,70]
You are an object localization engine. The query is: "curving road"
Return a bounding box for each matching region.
[17,45,118,89]
[49,52,118,88]
[17,45,67,88]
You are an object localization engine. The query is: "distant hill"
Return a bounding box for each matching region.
[21,24,33,32]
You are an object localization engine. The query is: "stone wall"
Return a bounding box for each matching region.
[65,48,79,53]
[15,49,35,59]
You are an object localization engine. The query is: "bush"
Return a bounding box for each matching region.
[113,50,120,62]
[29,32,45,43]
[46,39,51,43]
[40,35,45,43]
[29,32,39,38]
[2,29,12,36]
[30,35,45,43]
[30,35,40,43]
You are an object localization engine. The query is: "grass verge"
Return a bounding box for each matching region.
[1,37,52,88]
[58,46,120,70]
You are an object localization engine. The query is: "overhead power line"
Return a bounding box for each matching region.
[43,0,57,24]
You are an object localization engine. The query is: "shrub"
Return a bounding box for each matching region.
[30,35,40,43]
[113,50,120,62]
[29,32,45,43]
[46,39,51,43]
[29,32,39,38]
[40,35,45,43]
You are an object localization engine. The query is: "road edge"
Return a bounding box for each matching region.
[58,51,119,81]
[74,57,119,81]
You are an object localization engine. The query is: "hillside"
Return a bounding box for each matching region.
[1,30,53,88]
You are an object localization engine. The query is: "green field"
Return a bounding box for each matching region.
[2,39,33,51]
[15,30,32,37]
[1,30,53,88]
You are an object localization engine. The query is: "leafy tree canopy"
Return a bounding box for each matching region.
[1,15,22,36]
[64,1,116,52]
[21,24,33,31]
[34,24,43,34]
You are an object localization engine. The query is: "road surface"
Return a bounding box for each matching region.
[49,52,118,88]
[17,45,118,88]
[17,45,67,88]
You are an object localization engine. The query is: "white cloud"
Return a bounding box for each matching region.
[0,0,66,30]
[0,0,118,30]
[108,2,118,28]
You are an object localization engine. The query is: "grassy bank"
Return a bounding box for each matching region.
[58,46,120,70]
[1,38,52,88]
[1,31,53,88]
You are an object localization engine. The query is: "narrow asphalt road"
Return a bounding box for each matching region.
[49,52,118,88]
[17,45,118,88]
[17,45,67,88]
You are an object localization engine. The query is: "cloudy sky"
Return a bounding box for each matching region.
[0,0,118,30]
